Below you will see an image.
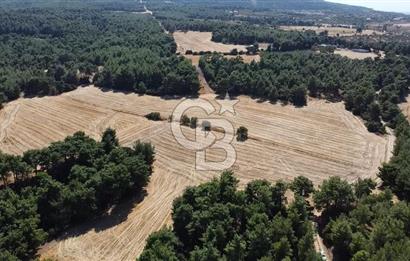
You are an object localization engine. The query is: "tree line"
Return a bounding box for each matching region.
[199,52,410,133]
[0,129,155,260]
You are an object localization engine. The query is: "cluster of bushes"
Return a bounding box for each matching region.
[236,126,248,142]
[0,129,155,260]
[200,52,410,133]
[180,115,198,129]
[145,112,162,121]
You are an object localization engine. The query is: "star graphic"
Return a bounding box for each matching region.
[216,92,239,115]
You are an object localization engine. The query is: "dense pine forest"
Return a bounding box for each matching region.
[0,8,199,104]
[139,172,319,261]
[139,168,410,260]
[200,52,409,133]
[0,129,155,260]
[147,0,401,25]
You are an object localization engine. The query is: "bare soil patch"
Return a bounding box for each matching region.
[0,86,393,260]
[173,31,248,53]
[334,48,384,60]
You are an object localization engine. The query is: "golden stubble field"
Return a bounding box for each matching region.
[173,31,248,53]
[400,96,410,121]
[0,86,394,260]
[334,48,385,60]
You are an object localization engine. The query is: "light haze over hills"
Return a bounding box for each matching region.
[327,0,410,13]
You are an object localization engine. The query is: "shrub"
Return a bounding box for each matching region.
[180,115,190,126]
[145,112,162,121]
[190,117,198,129]
[236,126,248,142]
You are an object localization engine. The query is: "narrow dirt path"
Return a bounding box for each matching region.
[314,229,333,261]
[197,66,215,95]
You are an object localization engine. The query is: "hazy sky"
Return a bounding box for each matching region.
[326,0,410,13]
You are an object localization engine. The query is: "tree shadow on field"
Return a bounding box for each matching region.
[56,189,148,241]
[97,86,200,100]
[159,93,199,100]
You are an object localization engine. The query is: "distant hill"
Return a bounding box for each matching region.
[183,0,408,23]
[0,0,405,21]
[165,0,402,15]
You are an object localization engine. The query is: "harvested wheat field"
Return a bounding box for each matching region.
[279,25,382,37]
[0,86,394,260]
[173,31,248,53]
[334,48,384,60]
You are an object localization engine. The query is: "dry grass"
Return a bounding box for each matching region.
[334,48,384,60]
[400,96,410,121]
[0,86,394,260]
[279,25,383,37]
[173,31,248,53]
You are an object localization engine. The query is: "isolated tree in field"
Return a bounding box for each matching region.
[180,114,190,126]
[101,128,119,152]
[290,176,314,197]
[202,121,211,132]
[230,48,238,55]
[190,117,198,129]
[236,126,248,142]
[145,112,161,121]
